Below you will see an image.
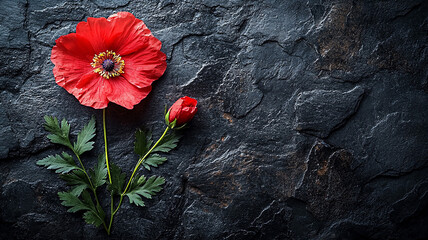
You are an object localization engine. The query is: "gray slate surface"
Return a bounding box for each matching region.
[1,0,428,239]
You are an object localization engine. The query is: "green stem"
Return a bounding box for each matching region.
[107,195,114,235]
[123,126,170,195]
[95,209,108,232]
[113,195,123,215]
[106,126,170,233]
[72,151,107,231]
[103,108,112,184]
[95,191,108,232]
[73,153,95,190]
[103,108,115,235]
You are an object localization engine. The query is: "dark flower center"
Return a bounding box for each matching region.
[91,50,124,79]
[102,59,115,71]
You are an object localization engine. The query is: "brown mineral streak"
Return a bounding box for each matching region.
[317,2,362,71]
[317,160,329,176]
[222,113,234,123]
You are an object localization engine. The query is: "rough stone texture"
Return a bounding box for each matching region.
[294,86,364,138]
[0,0,427,239]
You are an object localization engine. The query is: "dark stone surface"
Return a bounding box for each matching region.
[294,86,364,138]
[0,0,427,239]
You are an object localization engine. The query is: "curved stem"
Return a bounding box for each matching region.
[123,126,170,195]
[73,153,95,189]
[96,209,108,232]
[113,195,124,215]
[107,127,170,231]
[74,153,88,174]
[103,108,112,184]
[72,151,106,230]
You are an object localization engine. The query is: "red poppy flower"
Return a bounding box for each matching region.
[51,12,167,109]
[165,96,198,128]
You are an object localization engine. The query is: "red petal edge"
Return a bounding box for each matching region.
[51,12,167,109]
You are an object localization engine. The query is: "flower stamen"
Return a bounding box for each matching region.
[91,50,125,79]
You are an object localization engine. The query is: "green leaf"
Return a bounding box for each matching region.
[125,175,165,207]
[70,184,89,197]
[58,191,105,227]
[137,175,165,199]
[89,154,107,189]
[58,191,91,213]
[81,191,96,209]
[44,116,72,149]
[126,175,147,207]
[37,152,79,174]
[60,170,91,197]
[126,192,146,207]
[81,191,105,227]
[152,132,181,153]
[134,129,153,158]
[108,164,126,195]
[83,211,104,227]
[142,154,167,170]
[74,117,96,155]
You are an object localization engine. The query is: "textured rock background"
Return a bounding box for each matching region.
[1,0,427,239]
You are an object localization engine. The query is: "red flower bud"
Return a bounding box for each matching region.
[166,96,197,128]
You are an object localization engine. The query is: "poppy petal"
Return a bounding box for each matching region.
[106,12,154,55]
[75,17,111,53]
[51,12,167,109]
[121,43,167,88]
[75,73,111,109]
[51,33,94,94]
[106,76,152,109]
